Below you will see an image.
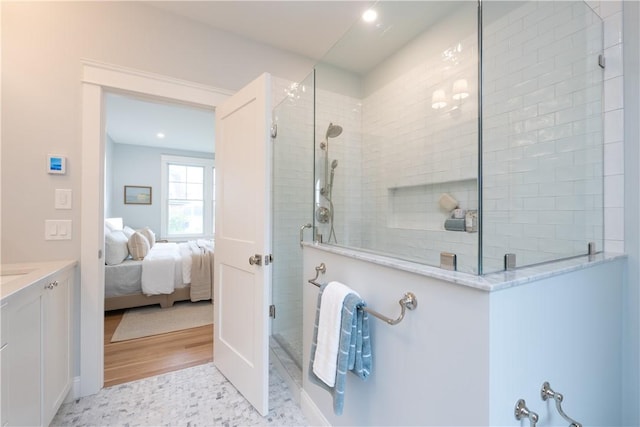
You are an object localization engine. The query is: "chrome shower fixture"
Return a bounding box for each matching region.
[320,123,343,150]
[320,122,342,198]
[316,122,343,244]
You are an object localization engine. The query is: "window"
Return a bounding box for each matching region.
[161,155,214,240]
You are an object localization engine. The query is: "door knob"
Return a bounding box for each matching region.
[249,254,262,266]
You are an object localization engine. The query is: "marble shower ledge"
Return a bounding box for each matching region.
[302,242,626,292]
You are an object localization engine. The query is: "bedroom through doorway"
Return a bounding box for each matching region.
[102,92,216,385]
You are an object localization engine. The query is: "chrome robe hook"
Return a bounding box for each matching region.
[541,382,582,427]
[515,399,538,427]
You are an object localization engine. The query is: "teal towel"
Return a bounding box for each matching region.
[310,283,372,415]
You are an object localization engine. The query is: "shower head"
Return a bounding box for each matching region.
[325,123,343,140]
[331,159,338,169]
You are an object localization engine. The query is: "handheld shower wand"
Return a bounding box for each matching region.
[328,159,338,199]
[320,123,342,197]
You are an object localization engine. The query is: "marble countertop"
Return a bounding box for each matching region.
[303,243,626,292]
[1,260,77,300]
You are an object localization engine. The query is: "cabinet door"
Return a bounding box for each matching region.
[42,270,73,426]
[1,301,9,427]
[6,285,43,427]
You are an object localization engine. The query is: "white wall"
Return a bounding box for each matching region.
[108,143,214,235]
[0,1,315,264]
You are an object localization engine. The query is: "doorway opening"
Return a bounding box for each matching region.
[102,91,216,386]
[80,60,231,397]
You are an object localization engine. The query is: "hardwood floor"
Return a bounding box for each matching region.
[104,309,213,388]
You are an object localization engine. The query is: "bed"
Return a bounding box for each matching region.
[104,218,213,311]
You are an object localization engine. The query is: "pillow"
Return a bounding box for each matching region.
[139,227,156,248]
[105,217,124,231]
[128,232,150,260]
[105,230,129,265]
[122,226,136,239]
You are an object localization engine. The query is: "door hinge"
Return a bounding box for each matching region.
[271,123,278,138]
[265,254,273,266]
[598,54,606,69]
[269,304,276,318]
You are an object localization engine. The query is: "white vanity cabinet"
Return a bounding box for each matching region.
[42,267,73,425]
[0,260,76,427]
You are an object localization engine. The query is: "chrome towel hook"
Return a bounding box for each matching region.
[541,381,582,427]
[309,262,326,282]
[515,399,538,427]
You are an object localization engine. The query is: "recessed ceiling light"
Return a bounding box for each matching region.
[362,9,377,23]
[156,132,165,139]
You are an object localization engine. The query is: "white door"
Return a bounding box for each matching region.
[214,73,272,416]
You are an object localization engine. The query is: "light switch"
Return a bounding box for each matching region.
[55,189,72,209]
[45,220,72,240]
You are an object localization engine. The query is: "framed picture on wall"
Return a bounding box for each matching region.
[124,185,152,205]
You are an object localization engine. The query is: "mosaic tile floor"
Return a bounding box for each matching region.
[270,335,303,388]
[52,362,308,426]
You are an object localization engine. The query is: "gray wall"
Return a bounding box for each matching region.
[623,1,640,424]
[107,143,214,235]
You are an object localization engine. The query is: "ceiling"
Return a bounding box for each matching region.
[147,1,372,64]
[148,1,459,75]
[106,1,461,153]
[105,93,215,153]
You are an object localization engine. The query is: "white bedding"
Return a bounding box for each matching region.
[141,242,184,295]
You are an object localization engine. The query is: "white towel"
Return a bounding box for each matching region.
[312,281,358,387]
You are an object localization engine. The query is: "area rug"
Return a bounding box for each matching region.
[111,300,213,342]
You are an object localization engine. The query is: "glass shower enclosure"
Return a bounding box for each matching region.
[271,0,604,388]
[270,72,314,386]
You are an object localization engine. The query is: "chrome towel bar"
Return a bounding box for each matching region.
[307,263,417,326]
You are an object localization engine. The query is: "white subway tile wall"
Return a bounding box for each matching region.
[314,89,364,247]
[599,0,625,253]
[482,0,606,273]
[315,6,480,273]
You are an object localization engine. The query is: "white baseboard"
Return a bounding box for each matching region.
[301,389,330,427]
[64,376,82,403]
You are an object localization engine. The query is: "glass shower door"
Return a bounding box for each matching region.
[270,72,314,385]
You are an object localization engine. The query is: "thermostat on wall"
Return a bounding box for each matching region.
[47,154,66,174]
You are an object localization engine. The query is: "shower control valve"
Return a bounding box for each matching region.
[316,207,330,224]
